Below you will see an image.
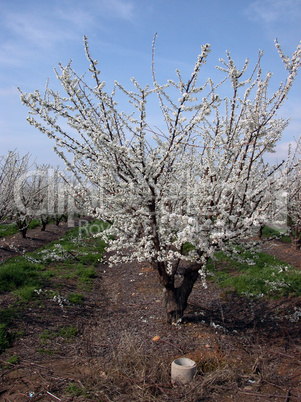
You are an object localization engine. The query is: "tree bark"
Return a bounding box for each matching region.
[288,218,301,250]
[17,220,28,239]
[164,268,199,324]
[20,227,27,239]
[291,235,301,250]
[258,225,263,239]
[41,218,49,231]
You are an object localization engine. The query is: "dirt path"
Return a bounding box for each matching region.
[262,239,301,269]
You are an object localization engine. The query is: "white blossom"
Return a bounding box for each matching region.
[19,37,301,323]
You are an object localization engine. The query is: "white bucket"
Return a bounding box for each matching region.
[171,357,197,384]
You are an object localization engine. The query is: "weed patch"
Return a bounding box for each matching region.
[37,348,57,355]
[0,323,12,353]
[14,285,38,301]
[0,220,43,239]
[40,329,57,343]
[0,222,18,238]
[262,226,291,243]
[207,249,301,297]
[67,293,84,304]
[76,266,97,283]
[5,355,19,365]
[0,259,44,292]
[0,219,107,355]
[59,325,78,339]
[65,383,87,397]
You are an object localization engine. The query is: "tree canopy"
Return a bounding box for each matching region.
[19,37,301,322]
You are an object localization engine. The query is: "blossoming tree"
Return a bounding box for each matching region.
[0,150,30,223]
[282,145,301,249]
[19,37,301,323]
[13,163,52,238]
[288,165,301,249]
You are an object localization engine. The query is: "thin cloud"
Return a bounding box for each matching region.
[54,5,94,29]
[246,0,301,24]
[3,11,74,48]
[0,0,136,68]
[0,8,82,68]
[99,0,135,21]
[0,86,19,96]
[0,41,25,66]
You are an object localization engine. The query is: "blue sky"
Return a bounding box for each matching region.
[1,0,301,166]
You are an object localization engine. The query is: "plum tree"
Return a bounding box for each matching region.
[0,150,30,224]
[19,37,301,322]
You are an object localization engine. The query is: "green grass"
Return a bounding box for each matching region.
[40,329,56,342]
[0,219,107,354]
[37,348,57,355]
[261,226,291,243]
[65,383,88,397]
[0,259,44,292]
[14,285,38,301]
[68,293,84,305]
[28,219,43,230]
[28,223,107,267]
[0,222,18,238]
[0,308,16,325]
[39,325,78,342]
[207,249,301,298]
[76,265,97,283]
[23,220,106,291]
[0,219,42,238]
[59,325,78,339]
[0,323,12,354]
[5,355,19,365]
[0,308,17,353]
[183,234,298,298]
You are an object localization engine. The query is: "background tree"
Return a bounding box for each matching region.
[35,166,71,230]
[283,145,301,249]
[19,37,301,323]
[13,164,50,238]
[0,150,30,224]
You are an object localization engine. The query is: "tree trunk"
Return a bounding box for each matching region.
[164,269,199,324]
[20,227,27,239]
[258,225,263,239]
[291,235,301,250]
[17,220,28,239]
[41,219,48,231]
[289,221,301,250]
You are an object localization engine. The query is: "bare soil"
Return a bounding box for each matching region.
[262,239,301,270]
[0,225,301,401]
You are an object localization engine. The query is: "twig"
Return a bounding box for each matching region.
[273,350,301,362]
[291,370,301,379]
[157,339,184,354]
[46,391,61,401]
[66,249,81,261]
[285,389,291,402]
[262,379,290,392]
[239,390,298,400]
